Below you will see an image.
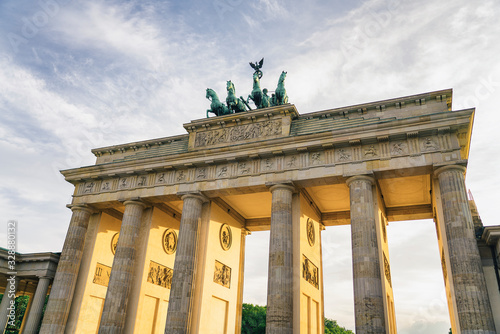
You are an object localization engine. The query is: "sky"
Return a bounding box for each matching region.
[1,0,499,332]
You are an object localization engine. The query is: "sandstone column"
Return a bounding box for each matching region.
[40,204,93,334]
[346,175,385,334]
[98,200,147,334]
[165,193,208,333]
[435,165,496,333]
[266,184,295,334]
[23,277,51,334]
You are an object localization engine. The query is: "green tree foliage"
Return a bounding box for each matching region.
[241,303,354,334]
[0,294,30,334]
[0,293,49,334]
[241,303,266,334]
[324,318,354,334]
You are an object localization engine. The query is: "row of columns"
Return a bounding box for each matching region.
[38,164,496,333]
[0,276,52,334]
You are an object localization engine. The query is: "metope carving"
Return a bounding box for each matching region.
[147,261,173,289]
[84,182,95,193]
[176,170,186,182]
[197,167,207,179]
[220,224,232,251]
[306,218,315,246]
[119,177,129,189]
[421,137,439,151]
[310,152,322,165]
[364,145,378,157]
[337,148,351,162]
[93,263,111,287]
[302,255,319,289]
[137,176,147,187]
[157,173,166,183]
[101,181,111,191]
[262,158,274,171]
[238,162,251,175]
[384,253,392,287]
[286,155,297,168]
[194,119,282,148]
[391,141,406,155]
[162,229,177,255]
[217,166,229,178]
[214,260,231,288]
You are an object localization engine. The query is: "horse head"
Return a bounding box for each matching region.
[205,88,218,99]
[279,71,287,83]
[226,80,234,92]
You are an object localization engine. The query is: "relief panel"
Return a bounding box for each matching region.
[93,262,111,287]
[302,255,319,289]
[214,260,231,288]
[147,261,173,289]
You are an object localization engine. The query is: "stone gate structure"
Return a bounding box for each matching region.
[36,89,499,333]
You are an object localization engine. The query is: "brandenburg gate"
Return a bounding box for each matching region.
[38,87,497,333]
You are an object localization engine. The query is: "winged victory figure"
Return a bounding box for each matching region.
[249,58,264,78]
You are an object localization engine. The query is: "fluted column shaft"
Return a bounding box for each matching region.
[23,277,51,334]
[165,194,207,334]
[40,205,93,334]
[435,165,496,333]
[266,184,295,334]
[347,176,385,334]
[98,200,147,334]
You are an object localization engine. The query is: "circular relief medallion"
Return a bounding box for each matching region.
[163,229,178,254]
[219,224,232,251]
[306,219,315,246]
[111,233,119,255]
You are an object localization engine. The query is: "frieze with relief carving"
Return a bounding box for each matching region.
[302,255,319,289]
[147,261,173,289]
[74,134,461,198]
[214,260,231,288]
[383,253,392,287]
[93,263,111,287]
[194,119,282,148]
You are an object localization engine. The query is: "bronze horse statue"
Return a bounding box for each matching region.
[274,71,288,105]
[226,81,247,113]
[247,72,264,109]
[206,88,231,118]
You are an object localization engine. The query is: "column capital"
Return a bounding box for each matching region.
[434,164,466,178]
[123,199,147,208]
[179,192,209,203]
[267,182,296,193]
[67,204,94,214]
[345,174,375,187]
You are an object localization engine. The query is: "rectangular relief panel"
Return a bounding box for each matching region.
[147,260,173,289]
[302,254,319,289]
[214,260,232,288]
[92,263,111,287]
